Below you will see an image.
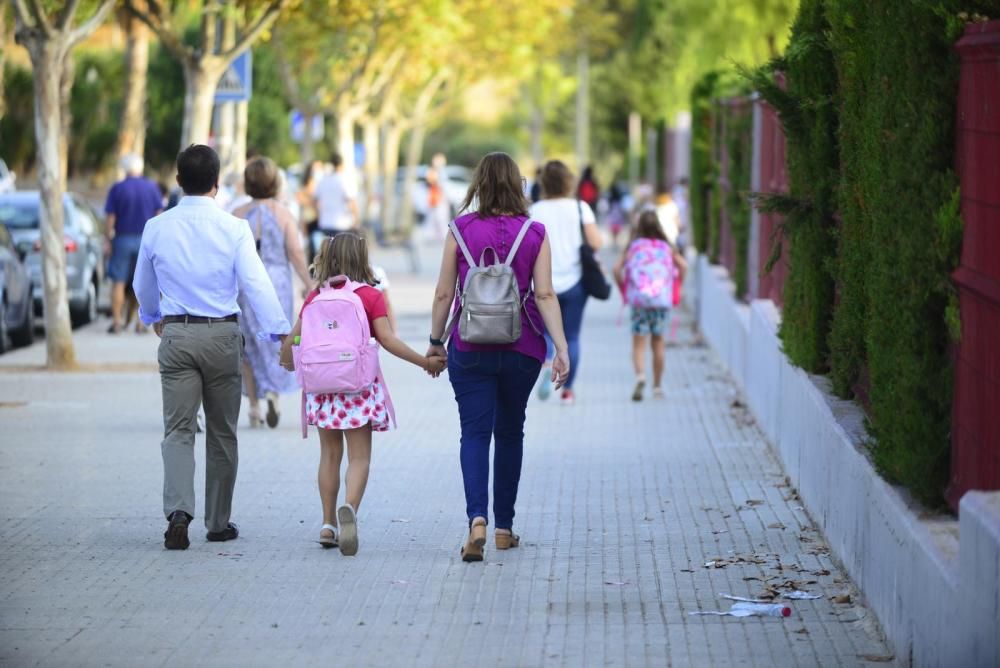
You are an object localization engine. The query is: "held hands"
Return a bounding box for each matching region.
[153,321,164,338]
[425,354,447,377]
[425,344,447,378]
[551,348,571,390]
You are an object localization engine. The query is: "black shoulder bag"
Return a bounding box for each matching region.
[577,200,611,300]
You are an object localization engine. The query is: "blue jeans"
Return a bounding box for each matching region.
[544,280,588,389]
[448,348,542,529]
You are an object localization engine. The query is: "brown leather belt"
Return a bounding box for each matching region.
[162,314,238,324]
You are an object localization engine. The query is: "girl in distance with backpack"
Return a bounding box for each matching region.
[279,233,446,555]
[613,210,687,402]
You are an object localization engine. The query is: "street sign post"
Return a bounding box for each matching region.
[215,51,252,103]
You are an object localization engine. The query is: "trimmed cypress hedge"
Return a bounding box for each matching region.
[690,72,721,256]
[690,71,752,279]
[746,0,990,504]
[749,0,839,373]
[824,0,976,504]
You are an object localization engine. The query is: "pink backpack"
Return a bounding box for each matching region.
[624,238,674,309]
[293,275,391,436]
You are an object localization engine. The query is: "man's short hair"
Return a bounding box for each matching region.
[330,153,343,168]
[176,144,220,195]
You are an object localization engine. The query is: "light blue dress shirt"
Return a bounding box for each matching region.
[133,196,291,338]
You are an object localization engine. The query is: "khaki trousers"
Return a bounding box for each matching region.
[157,321,242,532]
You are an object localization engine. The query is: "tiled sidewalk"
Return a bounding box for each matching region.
[0,281,891,666]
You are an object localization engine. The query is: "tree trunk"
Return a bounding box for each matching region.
[59,53,75,189]
[361,116,380,224]
[337,112,357,184]
[181,63,222,147]
[575,49,590,171]
[380,122,402,234]
[31,42,77,368]
[233,100,248,175]
[116,5,149,159]
[300,111,316,166]
[0,8,8,123]
[399,122,427,234]
[216,102,235,174]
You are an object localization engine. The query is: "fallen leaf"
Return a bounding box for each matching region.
[832,593,852,604]
[767,523,786,530]
[680,569,695,573]
[604,581,629,586]
[712,529,729,535]
[390,518,411,523]
[746,499,765,507]
[857,654,894,663]
[794,628,809,635]
[811,569,831,577]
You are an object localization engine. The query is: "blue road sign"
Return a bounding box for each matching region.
[290,111,325,143]
[215,51,252,103]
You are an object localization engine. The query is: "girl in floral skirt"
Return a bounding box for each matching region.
[280,233,445,555]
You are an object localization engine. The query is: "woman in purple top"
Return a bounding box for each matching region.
[427,152,571,562]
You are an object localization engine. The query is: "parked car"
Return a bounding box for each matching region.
[0,159,15,194]
[0,191,106,326]
[0,222,35,352]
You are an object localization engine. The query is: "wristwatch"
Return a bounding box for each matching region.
[429,335,445,347]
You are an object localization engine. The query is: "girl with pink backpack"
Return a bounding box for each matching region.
[613,211,688,402]
[279,234,446,555]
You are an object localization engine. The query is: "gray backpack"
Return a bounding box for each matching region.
[445,218,541,345]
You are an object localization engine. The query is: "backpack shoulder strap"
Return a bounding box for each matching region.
[449,220,478,268]
[504,218,534,268]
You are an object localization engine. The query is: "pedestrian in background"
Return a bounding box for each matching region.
[313,153,358,256]
[427,152,570,562]
[231,156,312,429]
[529,160,602,405]
[297,159,325,260]
[134,144,291,551]
[104,154,162,334]
[613,210,687,402]
[577,165,600,212]
[280,233,445,555]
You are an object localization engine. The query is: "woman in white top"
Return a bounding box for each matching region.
[528,160,602,405]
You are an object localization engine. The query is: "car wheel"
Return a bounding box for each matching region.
[71,280,97,327]
[0,299,9,354]
[9,298,35,347]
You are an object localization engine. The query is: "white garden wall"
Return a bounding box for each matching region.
[692,256,1000,666]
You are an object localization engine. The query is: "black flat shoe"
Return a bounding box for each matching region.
[164,510,192,550]
[206,522,239,542]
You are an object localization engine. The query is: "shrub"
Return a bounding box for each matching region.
[748,0,839,373]
[822,0,986,504]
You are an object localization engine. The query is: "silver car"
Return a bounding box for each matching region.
[0,191,106,326]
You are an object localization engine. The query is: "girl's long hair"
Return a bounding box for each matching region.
[633,210,669,243]
[311,233,377,287]
[460,152,529,218]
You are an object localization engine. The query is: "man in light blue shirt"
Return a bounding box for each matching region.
[134,145,291,550]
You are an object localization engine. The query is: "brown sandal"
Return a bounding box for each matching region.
[461,517,487,562]
[495,530,520,550]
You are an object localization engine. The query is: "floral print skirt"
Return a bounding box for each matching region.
[305,379,392,432]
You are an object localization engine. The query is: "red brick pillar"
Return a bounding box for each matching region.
[947,20,1000,510]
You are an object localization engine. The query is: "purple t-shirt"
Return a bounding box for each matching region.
[450,212,547,363]
[104,176,162,237]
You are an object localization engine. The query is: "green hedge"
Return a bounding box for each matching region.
[749,0,839,373]
[745,0,990,504]
[689,70,751,271]
[689,71,719,255]
[823,0,979,504]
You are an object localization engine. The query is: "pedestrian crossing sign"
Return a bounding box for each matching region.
[214,51,252,103]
